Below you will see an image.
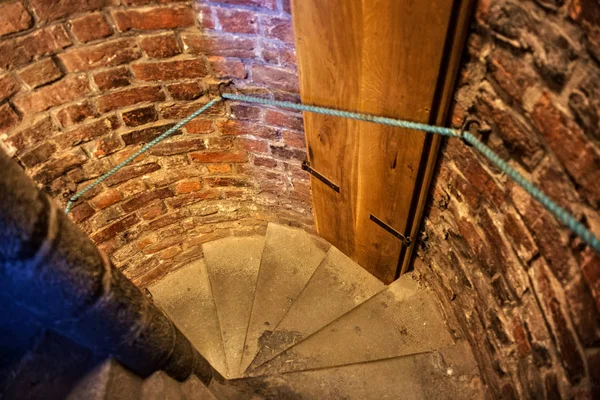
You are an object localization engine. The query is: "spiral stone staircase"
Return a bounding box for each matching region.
[142,223,484,399]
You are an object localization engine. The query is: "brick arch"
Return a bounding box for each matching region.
[0,0,312,287]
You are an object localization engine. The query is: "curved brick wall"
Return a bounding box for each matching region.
[0,0,311,287]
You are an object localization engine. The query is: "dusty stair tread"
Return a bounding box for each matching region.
[240,223,331,374]
[249,246,385,371]
[211,342,484,400]
[203,235,266,378]
[181,375,217,400]
[140,371,185,400]
[67,359,142,400]
[149,260,228,378]
[253,274,454,375]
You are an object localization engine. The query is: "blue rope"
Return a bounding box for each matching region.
[64,97,222,214]
[63,92,600,254]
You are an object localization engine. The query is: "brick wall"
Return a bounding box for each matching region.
[0,0,310,287]
[415,0,600,398]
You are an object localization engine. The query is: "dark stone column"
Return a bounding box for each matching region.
[0,150,212,384]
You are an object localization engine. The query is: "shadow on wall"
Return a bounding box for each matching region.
[0,0,312,287]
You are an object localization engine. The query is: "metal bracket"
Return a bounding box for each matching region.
[370,214,413,247]
[302,160,340,193]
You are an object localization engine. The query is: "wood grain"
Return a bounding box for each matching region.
[291,0,473,283]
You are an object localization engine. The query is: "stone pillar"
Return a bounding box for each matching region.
[0,150,212,384]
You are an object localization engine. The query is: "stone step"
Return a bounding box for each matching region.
[67,359,142,400]
[149,260,228,378]
[253,274,454,375]
[210,342,484,400]
[140,371,184,400]
[203,236,266,379]
[239,223,330,375]
[248,246,385,372]
[181,375,217,400]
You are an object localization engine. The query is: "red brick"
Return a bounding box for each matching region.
[0,73,20,102]
[0,1,32,37]
[282,0,291,14]
[209,57,247,79]
[261,16,294,43]
[139,32,181,58]
[157,245,182,260]
[19,142,56,167]
[264,109,303,131]
[96,85,165,113]
[58,38,142,72]
[90,188,122,209]
[90,133,124,158]
[12,74,90,115]
[0,104,20,134]
[121,123,180,145]
[503,211,538,264]
[150,138,207,156]
[69,202,95,223]
[2,116,55,154]
[254,156,277,168]
[238,138,268,153]
[190,150,248,163]
[488,49,537,105]
[282,130,305,148]
[261,41,296,65]
[166,189,220,208]
[231,104,261,120]
[182,33,257,58]
[56,116,120,149]
[112,6,194,32]
[104,162,161,186]
[205,177,251,187]
[176,180,202,194]
[217,119,279,140]
[208,164,232,173]
[216,8,258,34]
[582,247,600,313]
[167,81,205,101]
[140,202,167,220]
[17,58,63,89]
[252,64,298,92]
[532,92,600,206]
[122,188,175,213]
[186,119,214,134]
[159,100,225,120]
[197,5,215,29]
[55,101,97,128]
[213,0,276,10]
[0,25,71,70]
[271,145,305,161]
[121,105,158,127]
[92,66,132,91]
[70,13,112,43]
[29,0,117,24]
[91,214,140,243]
[132,59,209,81]
[32,149,88,184]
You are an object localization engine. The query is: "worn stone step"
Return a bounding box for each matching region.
[239,223,330,375]
[211,342,484,400]
[67,359,142,400]
[253,274,454,375]
[203,236,265,378]
[140,371,184,400]
[149,260,228,378]
[181,375,217,400]
[248,246,385,372]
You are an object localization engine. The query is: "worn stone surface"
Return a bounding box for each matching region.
[67,359,142,400]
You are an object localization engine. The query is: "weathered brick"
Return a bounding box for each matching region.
[264,109,303,131]
[96,86,165,113]
[581,247,600,312]
[205,177,251,187]
[252,64,298,92]
[564,276,600,347]
[488,48,537,106]
[0,1,32,37]
[12,74,91,114]
[208,164,232,174]
[261,41,296,65]
[92,66,131,91]
[167,81,205,101]
[150,138,207,156]
[132,59,209,81]
[0,104,20,134]
[159,100,224,120]
[104,162,161,186]
[122,188,175,213]
[140,202,167,220]
[58,38,142,72]
[212,0,276,10]
[0,73,20,102]
[216,8,258,34]
[121,123,180,145]
[238,138,269,153]
[185,119,214,134]
[0,25,71,70]
[17,58,63,89]
[55,101,97,128]
[176,180,202,194]
[569,75,599,141]
[69,202,95,223]
[90,133,124,158]
[182,33,257,58]
[121,106,158,127]
[2,116,56,154]
[139,32,181,58]
[70,13,113,43]
[254,156,277,168]
[19,142,56,168]
[261,16,294,43]
[503,211,538,264]
[217,119,279,140]
[282,130,305,149]
[91,214,140,243]
[231,104,261,120]
[90,188,122,209]
[29,0,117,24]
[112,6,194,32]
[55,116,120,149]
[209,57,247,79]
[531,93,600,207]
[570,0,600,62]
[32,149,88,184]
[190,150,248,163]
